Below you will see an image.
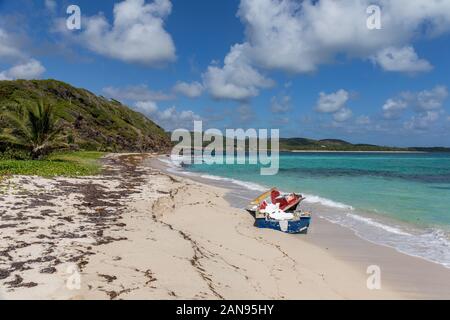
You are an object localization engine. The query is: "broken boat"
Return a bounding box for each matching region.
[247,188,312,234]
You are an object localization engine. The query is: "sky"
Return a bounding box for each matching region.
[0,0,450,147]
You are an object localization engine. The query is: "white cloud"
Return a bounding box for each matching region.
[316,90,349,113]
[155,106,202,130]
[74,0,176,66]
[173,81,204,98]
[270,95,291,113]
[333,108,353,122]
[210,0,450,80]
[133,100,201,130]
[382,86,448,127]
[382,98,408,119]
[135,100,158,114]
[0,59,46,80]
[0,27,46,80]
[103,84,173,102]
[404,111,441,131]
[385,85,448,114]
[371,46,433,73]
[202,0,450,100]
[414,86,448,111]
[315,90,353,123]
[203,44,274,101]
[241,0,450,72]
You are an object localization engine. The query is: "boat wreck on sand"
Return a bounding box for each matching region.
[247,188,312,234]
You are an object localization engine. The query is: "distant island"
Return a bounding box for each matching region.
[278,138,450,153]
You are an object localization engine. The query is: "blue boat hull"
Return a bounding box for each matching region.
[255,217,311,234]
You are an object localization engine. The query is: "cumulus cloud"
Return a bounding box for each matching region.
[404,111,441,131]
[103,84,173,102]
[382,85,448,120]
[0,59,46,80]
[135,100,158,114]
[133,101,201,130]
[69,0,176,66]
[237,0,450,73]
[202,44,274,101]
[316,90,349,113]
[0,26,46,80]
[371,46,433,73]
[413,86,448,111]
[315,90,354,123]
[158,107,202,130]
[202,0,450,100]
[0,29,45,80]
[402,86,448,131]
[381,85,448,130]
[382,85,448,122]
[382,98,408,119]
[333,108,353,122]
[173,81,204,98]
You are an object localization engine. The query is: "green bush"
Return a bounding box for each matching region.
[0,147,31,160]
[0,151,105,177]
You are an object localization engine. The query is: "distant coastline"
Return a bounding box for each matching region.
[288,150,427,154]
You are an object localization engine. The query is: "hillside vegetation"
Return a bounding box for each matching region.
[279,138,403,151]
[0,79,171,156]
[278,138,450,152]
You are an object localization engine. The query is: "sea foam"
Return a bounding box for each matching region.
[303,194,354,210]
[198,174,268,192]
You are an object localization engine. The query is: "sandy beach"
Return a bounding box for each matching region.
[0,154,449,300]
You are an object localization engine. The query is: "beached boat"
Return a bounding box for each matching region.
[247,189,312,234]
[255,213,311,234]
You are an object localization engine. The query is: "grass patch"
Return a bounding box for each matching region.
[0,151,105,177]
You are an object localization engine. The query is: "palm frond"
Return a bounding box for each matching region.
[3,100,66,159]
[0,133,31,149]
[0,112,33,142]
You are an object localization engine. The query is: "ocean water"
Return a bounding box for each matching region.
[164,152,450,268]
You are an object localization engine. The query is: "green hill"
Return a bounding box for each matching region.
[279,138,401,151]
[0,79,171,154]
[279,138,450,152]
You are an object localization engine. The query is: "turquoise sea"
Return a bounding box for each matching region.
[166,152,450,268]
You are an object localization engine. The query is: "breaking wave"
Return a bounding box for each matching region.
[324,213,450,268]
[197,174,267,192]
[303,194,354,210]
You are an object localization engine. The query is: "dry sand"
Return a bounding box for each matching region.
[0,154,448,299]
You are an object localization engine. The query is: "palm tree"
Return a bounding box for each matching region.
[0,101,67,159]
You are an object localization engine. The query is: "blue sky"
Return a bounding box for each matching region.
[1,0,450,147]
